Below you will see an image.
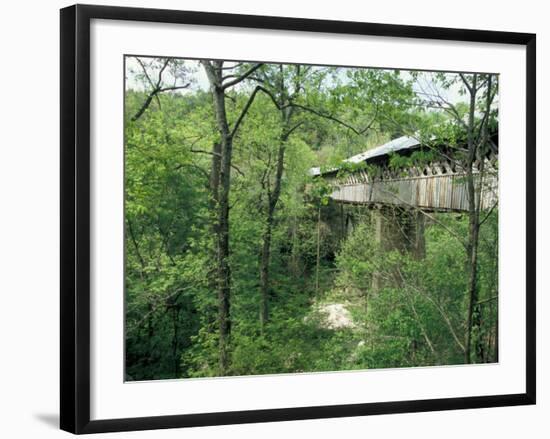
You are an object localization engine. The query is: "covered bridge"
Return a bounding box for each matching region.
[310,135,498,212]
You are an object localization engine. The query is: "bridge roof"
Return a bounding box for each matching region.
[310,135,420,177]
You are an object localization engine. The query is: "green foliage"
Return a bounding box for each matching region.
[331,209,498,368]
[124,59,499,380]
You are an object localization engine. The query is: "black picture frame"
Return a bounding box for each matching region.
[60,4,536,434]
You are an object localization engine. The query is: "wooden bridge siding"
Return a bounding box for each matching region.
[329,173,497,212]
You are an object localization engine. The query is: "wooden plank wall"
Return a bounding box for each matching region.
[328,159,498,212]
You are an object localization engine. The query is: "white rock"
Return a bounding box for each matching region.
[318,303,356,329]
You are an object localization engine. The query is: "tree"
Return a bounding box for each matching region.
[124,90,209,379]
[201,61,264,373]
[411,71,498,363]
[246,65,398,325]
[243,65,307,326]
[127,57,192,121]
[124,59,500,380]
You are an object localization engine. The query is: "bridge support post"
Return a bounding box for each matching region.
[410,210,426,260]
[371,207,425,292]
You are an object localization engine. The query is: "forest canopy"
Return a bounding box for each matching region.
[124,57,498,381]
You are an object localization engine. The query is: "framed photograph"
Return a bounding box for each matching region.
[60,4,536,434]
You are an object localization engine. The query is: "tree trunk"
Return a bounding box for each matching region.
[171,305,180,377]
[202,60,265,372]
[209,142,221,202]
[464,74,480,364]
[206,142,221,331]
[315,205,322,294]
[145,301,155,376]
[290,213,300,278]
[259,211,273,327]
[259,133,288,327]
[204,62,233,374]
[464,212,480,364]
[215,101,232,374]
[371,209,383,293]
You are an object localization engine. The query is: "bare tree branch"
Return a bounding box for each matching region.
[222,63,264,90]
[156,58,170,87]
[230,86,264,137]
[286,103,376,136]
[159,84,191,92]
[459,73,473,94]
[396,269,466,352]
[135,57,156,89]
[174,162,210,182]
[190,147,245,177]
[130,57,191,121]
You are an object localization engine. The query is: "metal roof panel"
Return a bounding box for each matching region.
[310,136,420,176]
